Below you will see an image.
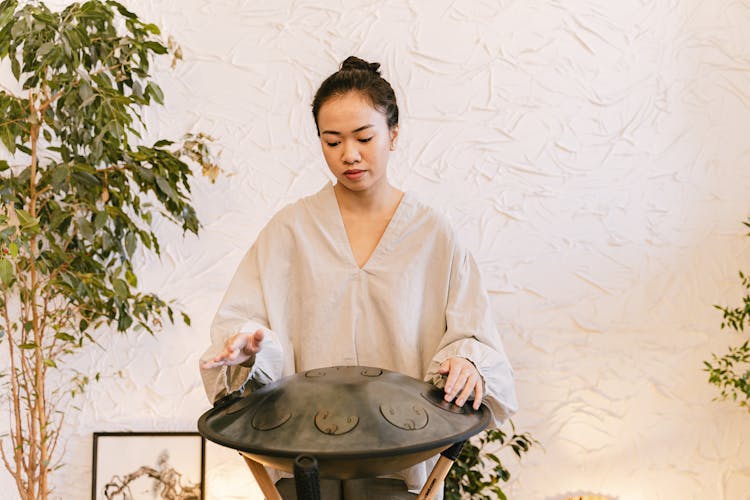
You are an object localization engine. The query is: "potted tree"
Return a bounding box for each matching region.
[0,1,218,498]
[704,218,750,410]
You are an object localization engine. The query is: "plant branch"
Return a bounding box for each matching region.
[2,296,28,499]
[0,117,26,128]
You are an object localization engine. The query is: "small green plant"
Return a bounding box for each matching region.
[444,422,536,500]
[0,1,218,498]
[704,218,750,410]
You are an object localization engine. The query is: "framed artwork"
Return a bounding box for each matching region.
[91,432,205,500]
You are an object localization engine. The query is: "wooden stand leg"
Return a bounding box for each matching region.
[416,441,466,500]
[241,454,283,500]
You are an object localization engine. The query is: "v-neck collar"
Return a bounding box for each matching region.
[323,182,410,271]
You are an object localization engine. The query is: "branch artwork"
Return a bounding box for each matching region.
[102,450,200,500]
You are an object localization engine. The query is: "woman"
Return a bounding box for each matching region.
[200,56,517,499]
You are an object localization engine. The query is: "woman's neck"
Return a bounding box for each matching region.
[333,179,403,216]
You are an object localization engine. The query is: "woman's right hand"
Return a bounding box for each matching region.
[200,329,264,369]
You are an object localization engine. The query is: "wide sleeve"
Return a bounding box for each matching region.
[425,236,518,428]
[198,233,286,404]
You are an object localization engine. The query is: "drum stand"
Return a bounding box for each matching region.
[241,441,465,500]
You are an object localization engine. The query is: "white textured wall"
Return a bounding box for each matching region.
[2,1,750,499]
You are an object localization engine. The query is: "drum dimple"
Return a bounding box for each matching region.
[314,409,359,435]
[361,368,382,377]
[225,397,254,416]
[421,387,467,414]
[379,403,429,430]
[252,409,292,431]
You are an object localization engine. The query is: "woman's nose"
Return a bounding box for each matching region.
[342,141,361,164]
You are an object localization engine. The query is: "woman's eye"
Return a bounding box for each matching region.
[358,137,373,143]
[326,141,340,147]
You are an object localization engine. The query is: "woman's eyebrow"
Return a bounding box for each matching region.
[321,124,374,135]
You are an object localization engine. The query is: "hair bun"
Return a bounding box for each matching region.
[340,56,381,75]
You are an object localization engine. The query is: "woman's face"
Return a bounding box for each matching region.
[317,91,398,196]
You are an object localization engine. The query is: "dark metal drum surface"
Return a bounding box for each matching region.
[197,365,490,479]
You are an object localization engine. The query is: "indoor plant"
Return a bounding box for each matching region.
[704,218,750,411]
[444,421,536,500]
[0,1,218,498]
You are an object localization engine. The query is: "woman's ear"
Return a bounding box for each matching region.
[389,125,399,151]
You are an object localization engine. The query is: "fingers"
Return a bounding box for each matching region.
[200,358,226,370]
[441,357,482,409]
[243,329,264,355]
[443,359,462,400]
[227,333,251,360]
[472,379,483,410]
[200,329,264,369]
[454,371,476,407]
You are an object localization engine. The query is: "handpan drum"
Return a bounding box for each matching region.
[197,365,490,479]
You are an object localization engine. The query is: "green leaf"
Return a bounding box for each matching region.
[112,2,137,19]
[124,232,136,257]
[142,23,160,35]
[493,487,508,500]
[0,2,18,31]
[10,56,20,80]
[125,268,137,287]
[9,16,24,38]
[143,41,167,55]
[37,41,53,57]
[14,208,32,226]
[154,174,178,202]
[77,219,95,241]
[44,359,57,368]
[94,211,107,230]
[31,10,55,25]
[0,257,13,286]
[19,342,37,349]
[15,208,39,230]
[50,165,69,190]
[79,81,94,101]
[117,309,133,331]
[81,94,97,108]
[0,124,16,153]
[55,332,76,342]
[181,312,191,326]
[112,278,128,298]
[146,82,164,104]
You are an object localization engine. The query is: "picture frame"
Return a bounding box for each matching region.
[91,432,205,500]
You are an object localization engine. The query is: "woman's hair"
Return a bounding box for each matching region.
[312,56,399,135]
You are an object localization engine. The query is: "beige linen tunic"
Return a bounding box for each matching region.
[199,182,517,492]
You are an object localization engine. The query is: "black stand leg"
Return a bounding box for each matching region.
[293,454,321,500]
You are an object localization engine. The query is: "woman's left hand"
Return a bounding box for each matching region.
[439,357,483,410]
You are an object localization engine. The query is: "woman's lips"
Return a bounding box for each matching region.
[344,169,365,180]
